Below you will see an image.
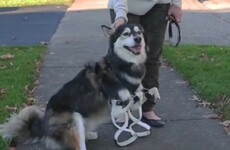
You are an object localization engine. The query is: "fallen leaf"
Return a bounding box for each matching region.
[210,58,215,62]
[198,101,212,107]
[224,126,230,135]
[30,86,36,94]
[40,41,48,45]
[24,85,32,95]
[34,79,39,86]
[22,103,27,108]
[202,114,220,119]
[199,53,209,61]
[221,95,230,105]
[219,120,230,135]
[0,64,7,69]
[24,85,29,91]
[175,80,187,84]
[219,120,230,127]
[5,105,18,112]
[187,55,196,59]
[0,88,7,96]
[188,95,201,102]
[26,97,36,105]
[0,53,14,59]
[170,68,175,71]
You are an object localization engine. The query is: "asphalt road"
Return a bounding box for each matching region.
[0,5,67,46]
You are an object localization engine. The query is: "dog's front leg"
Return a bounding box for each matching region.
[147,87,161,100]
[130,84,144,110]
[73,113,87,150]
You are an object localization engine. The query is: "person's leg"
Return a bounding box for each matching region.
[110,8,167,126]
[140,4,169,121]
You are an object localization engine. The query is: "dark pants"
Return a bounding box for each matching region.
[110,4,169,112]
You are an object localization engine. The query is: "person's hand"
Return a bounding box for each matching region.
[111,17,126,29]
[168,4,182,23]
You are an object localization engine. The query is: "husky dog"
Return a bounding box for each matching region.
[103,24,147,102]
[0,59,128,150]
[0,24,150,150]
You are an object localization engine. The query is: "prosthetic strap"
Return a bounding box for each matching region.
[111,87,160,146]
[111,100,138,146]
[128,108,151,137]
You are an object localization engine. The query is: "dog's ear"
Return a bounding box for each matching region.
[138,24,144,32]
[101,25,115,36]
[94,62,101,75]
[137,24,149,52]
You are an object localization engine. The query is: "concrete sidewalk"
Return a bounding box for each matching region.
[18,0,230,149]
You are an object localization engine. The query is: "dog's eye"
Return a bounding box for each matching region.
[123,32,130,36]
[137,31,142,35]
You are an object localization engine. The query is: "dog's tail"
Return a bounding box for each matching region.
[0,105,44,144]
[43,112,84,150]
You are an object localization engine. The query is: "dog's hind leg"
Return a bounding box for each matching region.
[73,113,87,150]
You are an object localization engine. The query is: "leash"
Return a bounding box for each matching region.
[111,87,160,146]
[167,15,181,47]
[128,108,151,137]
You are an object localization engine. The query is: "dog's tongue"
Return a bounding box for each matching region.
[130,45,141,53]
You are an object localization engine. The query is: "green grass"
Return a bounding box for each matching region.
[0,46,46,149]
[0,0,73,7]
[163,45,230,119]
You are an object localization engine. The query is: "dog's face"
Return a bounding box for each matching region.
[114,24,145,55]
[103,24,147,64]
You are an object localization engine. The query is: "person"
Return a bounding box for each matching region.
[107,0,182,127]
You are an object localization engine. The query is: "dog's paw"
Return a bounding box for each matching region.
[135,91,144,102]
[86,132,98,140]
[149,87,161,100]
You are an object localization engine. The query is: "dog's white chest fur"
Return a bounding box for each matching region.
[121,72,142,85]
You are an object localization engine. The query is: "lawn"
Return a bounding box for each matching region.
[0,46,46,149]
[0,0,72,149]
[163,45,230,119]
[0,0,73,7]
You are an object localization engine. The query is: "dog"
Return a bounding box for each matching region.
[0,24,151,150]
[103,23,149,110]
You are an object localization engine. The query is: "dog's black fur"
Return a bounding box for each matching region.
[0,59,127,150]
[0,24,148,150]
[106,24,147,94]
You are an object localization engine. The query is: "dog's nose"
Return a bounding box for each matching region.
[134,37,141,43]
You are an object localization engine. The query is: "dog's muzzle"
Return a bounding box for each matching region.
[134,37,141,44]
[123,36,143,55]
